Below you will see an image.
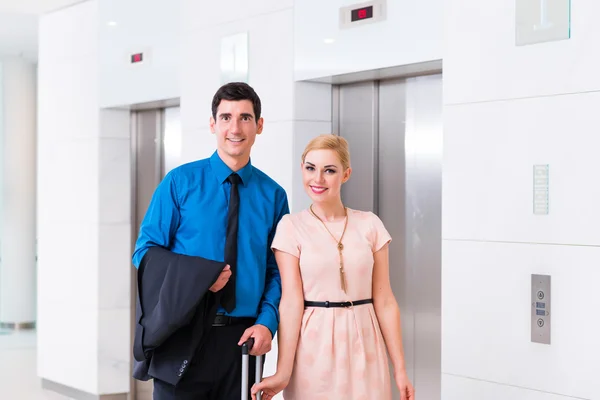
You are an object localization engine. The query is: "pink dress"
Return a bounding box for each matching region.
[271,208,393,400]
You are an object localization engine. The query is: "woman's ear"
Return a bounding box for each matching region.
[342,167,352,183]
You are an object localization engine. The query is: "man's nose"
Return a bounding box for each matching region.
[230,118,241,133]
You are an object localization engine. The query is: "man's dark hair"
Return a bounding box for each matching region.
[211,82,262,121]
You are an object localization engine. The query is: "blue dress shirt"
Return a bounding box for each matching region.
[132,151,289,336]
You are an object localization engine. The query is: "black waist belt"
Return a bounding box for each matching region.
[304,299,373,308]
[212,314,256,327]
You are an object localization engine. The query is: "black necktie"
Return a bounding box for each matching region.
[221,173,242,312]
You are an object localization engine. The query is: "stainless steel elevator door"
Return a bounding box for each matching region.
[403,75,442,400]
[338,81,378,213]
[133,109,164,231]
[377,79,413,398]
[335,75,442,400]
[131,109,164,400]
[130,106,181,400]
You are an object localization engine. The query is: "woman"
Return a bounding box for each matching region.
[252,134,415,400]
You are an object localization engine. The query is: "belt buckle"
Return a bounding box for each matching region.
[213,315,228,327]
[345,300,354,309]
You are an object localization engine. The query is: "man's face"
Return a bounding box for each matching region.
[210,99,263,163]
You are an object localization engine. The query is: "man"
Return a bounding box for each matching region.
[132,82,289,399]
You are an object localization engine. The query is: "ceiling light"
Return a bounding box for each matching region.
[323,38,335,44]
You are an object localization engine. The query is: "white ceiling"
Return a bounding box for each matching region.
[0,0,86,15]
[0,0,86,61]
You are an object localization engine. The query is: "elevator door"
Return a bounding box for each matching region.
[130,106,181,400]
[335,75,442,400]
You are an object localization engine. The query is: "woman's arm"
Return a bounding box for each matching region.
[273,250,305,382]
[372,243,407,375]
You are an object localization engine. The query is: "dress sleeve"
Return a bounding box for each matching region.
[271,214,301,258]
[369,212,392,252]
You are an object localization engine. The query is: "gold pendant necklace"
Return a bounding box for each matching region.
[309,204,349,293]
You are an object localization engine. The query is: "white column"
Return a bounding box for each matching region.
[0,58,37,328]
[37,2,131,396]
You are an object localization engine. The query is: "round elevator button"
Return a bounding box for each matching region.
[537,318,544,327]
[537,291,545,300]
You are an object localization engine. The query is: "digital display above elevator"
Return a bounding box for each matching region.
[340,1,387,29]
[351,6,373,21]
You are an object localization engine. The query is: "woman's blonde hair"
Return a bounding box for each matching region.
[301,134,351,170]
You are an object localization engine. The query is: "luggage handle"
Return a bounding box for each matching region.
[241,338,263,400]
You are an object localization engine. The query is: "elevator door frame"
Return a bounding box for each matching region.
[129,108,165,400]
[332,74,442,400]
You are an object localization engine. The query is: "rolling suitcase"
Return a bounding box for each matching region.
[241,338,263,400]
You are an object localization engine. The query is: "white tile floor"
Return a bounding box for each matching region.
[0,330,71,400]
[0,330,282,400]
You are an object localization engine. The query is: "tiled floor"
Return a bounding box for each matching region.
[0,330,70,400]
[0,330,283,400]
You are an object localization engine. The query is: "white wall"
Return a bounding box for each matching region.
[0,59,37,326]
[180,0,331,210]
[37,1,131,395]
[0,13,38,61]
[98,0,181,108]
[294,0,442,81]
[443,0,600,399]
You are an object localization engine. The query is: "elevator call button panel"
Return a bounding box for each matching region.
[531,274,551,345]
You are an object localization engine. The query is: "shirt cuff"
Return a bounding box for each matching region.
[255,313,278,338]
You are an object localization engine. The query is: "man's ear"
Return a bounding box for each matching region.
[209,116,216,134]
[256,117,264,135]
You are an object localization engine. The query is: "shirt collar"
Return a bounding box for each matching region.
[209,150,253,186]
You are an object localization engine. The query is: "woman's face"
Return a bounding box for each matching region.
[302,149,351,205]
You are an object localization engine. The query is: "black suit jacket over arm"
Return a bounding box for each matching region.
[132,246,226,385]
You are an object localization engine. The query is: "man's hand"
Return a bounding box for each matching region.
[238,324,272,356]
[209,265,231,292]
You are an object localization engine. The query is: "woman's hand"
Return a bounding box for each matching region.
[251,373,289,400]
[394,369,415,400]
